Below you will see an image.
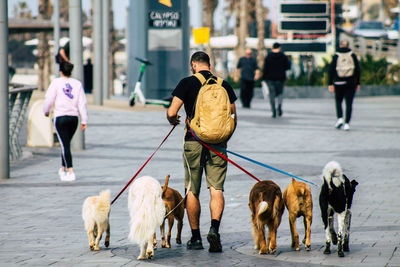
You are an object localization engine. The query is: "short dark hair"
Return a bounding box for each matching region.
[60,61,74,76]
[190,51,210,66]
[272,42,280,49]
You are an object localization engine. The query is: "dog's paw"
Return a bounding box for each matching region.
[176,238,182,244]
[269,246,277,254]
[305,244,311,251]
[146,250,154,259]
[259,247,268,254]
[137,255,147,260]
[94,246,100,251]
[105,240,110,248]
[323,247,331,254]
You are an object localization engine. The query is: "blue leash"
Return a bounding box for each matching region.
[211,145,317,187]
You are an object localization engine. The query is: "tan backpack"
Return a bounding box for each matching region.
[189,73,235,144]
[336,51,355,78]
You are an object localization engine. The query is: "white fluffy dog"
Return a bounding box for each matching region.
[82,190,111,251]
[128,176,166,260]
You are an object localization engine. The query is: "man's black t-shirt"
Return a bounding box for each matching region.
[237,57,258,81]
[172,70,237,140]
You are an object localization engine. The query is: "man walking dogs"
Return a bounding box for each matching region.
[329,40,360,131]
[167,51,237,252]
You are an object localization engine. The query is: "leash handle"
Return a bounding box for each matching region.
[187,124,260,182]
[111,125,176,205]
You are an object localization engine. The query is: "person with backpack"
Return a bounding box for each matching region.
[328,40,360,131]
[262,42,291,118]
[167,51,237,252]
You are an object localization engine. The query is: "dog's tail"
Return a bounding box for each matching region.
[291,178,306,203]
[257,201,268,216]
[163,174,170,195]
[322,161,344,188]
[95,190,111,220]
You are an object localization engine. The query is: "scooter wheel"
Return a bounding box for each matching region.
[129,97,135,107]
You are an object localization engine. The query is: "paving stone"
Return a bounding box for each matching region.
[1,96,399,266]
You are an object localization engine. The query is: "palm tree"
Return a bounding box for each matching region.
[37,0,53,91]
[255,0,265,70]
[203,0,219,70]
[237,0,248,58]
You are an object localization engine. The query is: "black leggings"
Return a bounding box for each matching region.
[54,116,78,168]
[240,79,255,108]
[334,84,356,123]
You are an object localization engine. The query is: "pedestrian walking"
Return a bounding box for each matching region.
[328,40,360,131]
[234,49,260,108]
[262,42,291,118]
[43,61,88,181]
[167,51,237,252]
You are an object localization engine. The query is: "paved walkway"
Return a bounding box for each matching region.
[1,94,400,267]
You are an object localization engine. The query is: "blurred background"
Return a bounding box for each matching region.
[6,0,400,97]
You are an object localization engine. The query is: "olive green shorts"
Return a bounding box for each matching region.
[183,141,227,196]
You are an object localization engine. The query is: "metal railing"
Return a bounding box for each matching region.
[9,83,37,160]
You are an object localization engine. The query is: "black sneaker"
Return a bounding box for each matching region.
[187,238,204,250]
[207,227,222,252]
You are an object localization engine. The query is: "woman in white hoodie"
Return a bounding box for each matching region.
[43,61,88,181]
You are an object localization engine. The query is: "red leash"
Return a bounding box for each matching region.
[187,123,260,182]
[111,125,176,205]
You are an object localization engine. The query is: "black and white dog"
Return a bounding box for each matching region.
[319,161,358,257]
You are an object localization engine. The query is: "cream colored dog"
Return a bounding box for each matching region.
[128,176,166,260]
[82,190,111,251]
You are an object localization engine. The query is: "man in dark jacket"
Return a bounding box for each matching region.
[234,49,260,108]
[328,40,360,131]
[262,43,290,118]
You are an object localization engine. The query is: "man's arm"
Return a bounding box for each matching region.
[262,56,268,81]
[352,53,361,91]
[328,55,337,92]
[254,69,261,81]
[167,96,183,125]
[59,48,69,62]
[234,58,242,83]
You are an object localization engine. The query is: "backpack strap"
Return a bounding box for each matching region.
[193,73,207,85]
[216,77,223,86]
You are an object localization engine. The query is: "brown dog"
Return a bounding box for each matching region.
[283,178,313,251]
[249,180,284,254]
[154,175,184,248]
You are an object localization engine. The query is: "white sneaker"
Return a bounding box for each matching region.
[335,118,344,129]
[63,172,76,181]
[58,168,66,180]
[343,123,350,131]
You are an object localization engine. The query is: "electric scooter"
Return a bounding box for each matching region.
[129,57,171,108]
